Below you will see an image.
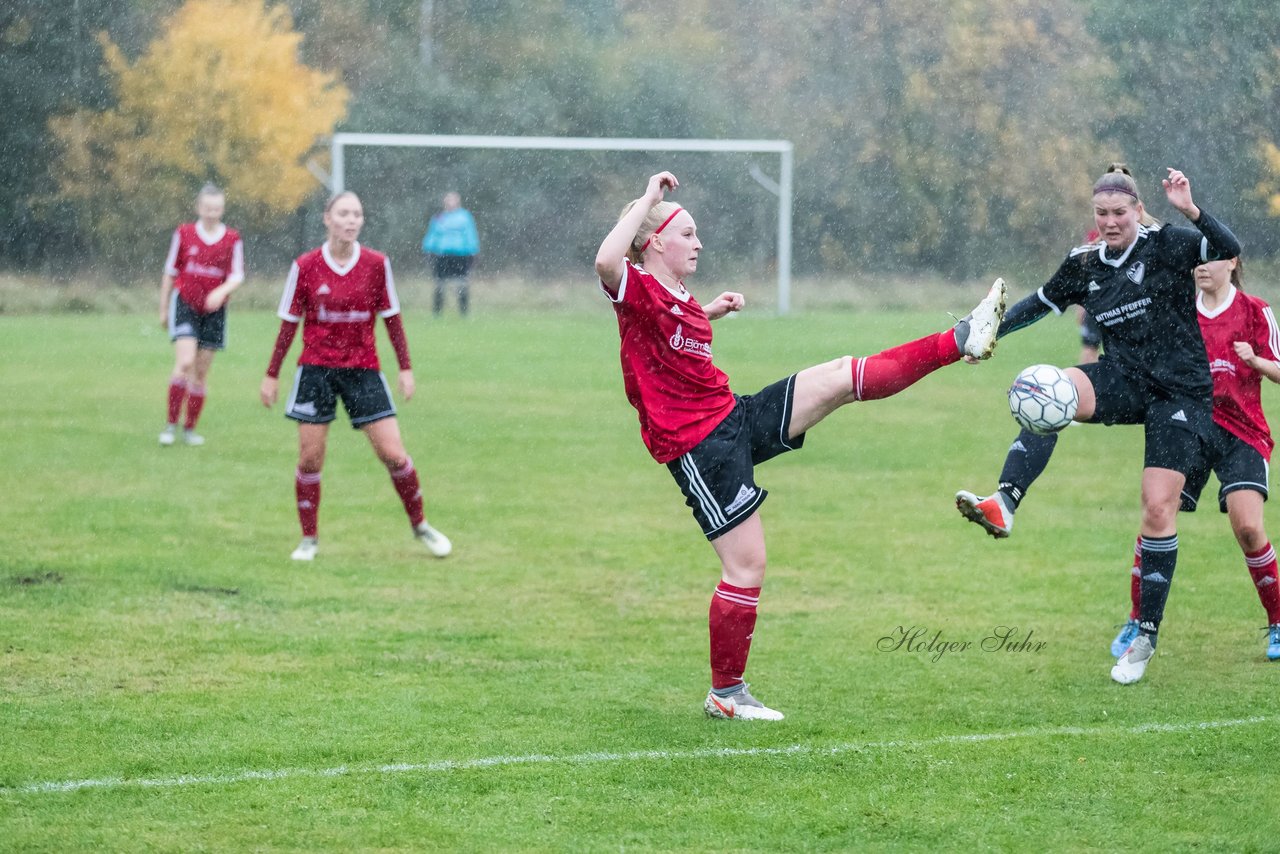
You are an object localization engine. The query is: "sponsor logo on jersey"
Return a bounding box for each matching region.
[291,401,318,416]
[1096,296,1152,326]
[1127,261,1145,284]
[1170,409,1187,422]
[183,261,227,278]
[669,303,684,315]
[724,484,758,515]
[187,246,199,256]
[1087,280,1102,293]
[1208,357,1236,375]
[317,306,372,323]
[317,284,331,295]
[667,323,713,358]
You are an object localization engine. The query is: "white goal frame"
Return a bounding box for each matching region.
[330,133,795,314]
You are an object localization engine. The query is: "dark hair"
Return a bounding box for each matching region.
[324,190,360,213]
[1231,257,1244,288]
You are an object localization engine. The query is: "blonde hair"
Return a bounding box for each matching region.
[324,190,360,213]
[619,199,683,264]
[1093,163,1158,226]
[197,182,224,201]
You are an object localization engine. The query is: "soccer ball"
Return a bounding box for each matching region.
[1008,364,1078,434]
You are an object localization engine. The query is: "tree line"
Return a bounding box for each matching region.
[3,0,1278,283]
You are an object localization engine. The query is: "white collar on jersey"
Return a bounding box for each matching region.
[635,263,691,302]
[1096,228,1145,268]
[322,241,362,276]
[194,221,227,245]
[1197,284,1237,319]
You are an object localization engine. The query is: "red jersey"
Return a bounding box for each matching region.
[164,222,244,314]
[277,242,401,370]
[1198,285,1280,460]
[601,260,736,463]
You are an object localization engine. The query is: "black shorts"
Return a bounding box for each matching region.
[667,375,805,540]
[433,255,473,279]
[1180,425,1269,513]
[1076,358,1214,476]
[168,292,226,350]
[285,365,396,428]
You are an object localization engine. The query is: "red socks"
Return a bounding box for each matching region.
[295,468,321,537]
[1246,543,1280,624]
[389,458,425,528]
[184,383,206,430]
[166,378,187,425]
[709,581,760,689]
[166,378,207,429]
[295,461,425,540]
[852,331,962,401]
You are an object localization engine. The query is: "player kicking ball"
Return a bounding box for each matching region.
[595,171,1006,720]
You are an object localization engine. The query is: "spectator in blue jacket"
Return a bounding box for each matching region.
[421,192,480,316]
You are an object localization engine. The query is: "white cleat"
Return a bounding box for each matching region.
[955,489,1014,538]
[159,425,177,446]
[182,429,205,446]
[291,536,318,561]
[415,522,452,557]
[703,685,785,721]
[1110,633,1155,684]
[959,278,1007,361]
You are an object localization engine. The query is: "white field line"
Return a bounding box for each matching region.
[3,715,1268,797]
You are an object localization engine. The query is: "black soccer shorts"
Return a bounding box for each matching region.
[667,374,806,540]
[285,365,396,428]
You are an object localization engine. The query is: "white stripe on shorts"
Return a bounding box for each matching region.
[680,454,728,529]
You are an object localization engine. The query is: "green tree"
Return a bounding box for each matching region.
[1087,0,1280,254]
[48,0,348,273]
[0,0,130,269]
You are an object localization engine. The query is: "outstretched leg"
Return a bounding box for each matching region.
[786,279,1006,439]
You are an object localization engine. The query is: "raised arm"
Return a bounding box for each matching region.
[594,171,678,290]
[1163,168,1242,259]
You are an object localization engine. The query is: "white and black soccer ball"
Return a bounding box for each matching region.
[1008,364,1078,434]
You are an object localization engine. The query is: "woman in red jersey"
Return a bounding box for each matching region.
[158,183,244,446]
[595,171,1006,721]
[260,191,451,562]
[1109,256,1280,663]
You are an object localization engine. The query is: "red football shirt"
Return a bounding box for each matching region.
[601,260,736,463]
[164,222,244,314]
[1198,285,1280,460]
[277,242,401,371]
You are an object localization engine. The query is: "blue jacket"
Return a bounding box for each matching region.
[422,209,479,257]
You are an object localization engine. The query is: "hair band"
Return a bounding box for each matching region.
[1093,183,1138,200]
[640,208,684,252]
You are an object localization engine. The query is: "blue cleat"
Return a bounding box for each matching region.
[1111,618,1140,659]
[1267,624,1280,662]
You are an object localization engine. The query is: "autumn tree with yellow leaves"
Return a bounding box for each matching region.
[49,0,347,268]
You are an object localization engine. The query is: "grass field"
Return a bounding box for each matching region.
[3,296,1280,851]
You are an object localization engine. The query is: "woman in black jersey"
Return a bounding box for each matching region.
[954,164,1242,685]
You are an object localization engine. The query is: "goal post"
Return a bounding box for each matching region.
[330,133,795,314]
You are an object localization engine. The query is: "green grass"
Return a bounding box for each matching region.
[2,303,1280,851]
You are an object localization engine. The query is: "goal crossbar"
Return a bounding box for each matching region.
[330,133,795,314]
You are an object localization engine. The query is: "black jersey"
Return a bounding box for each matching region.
[1037,221,1226,400]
